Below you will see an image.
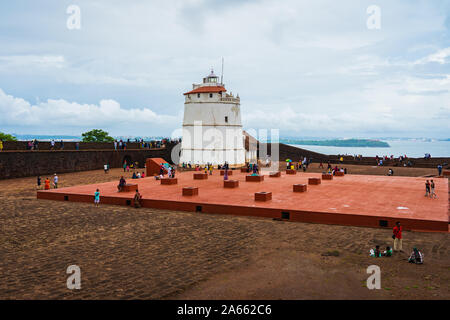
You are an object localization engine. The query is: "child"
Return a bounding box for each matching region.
[94,189,100,207]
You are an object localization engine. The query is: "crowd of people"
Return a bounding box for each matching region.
[2,137,178,151]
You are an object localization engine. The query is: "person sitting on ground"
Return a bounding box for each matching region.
[134,189,142,208]
[382,246,393,257]
[141,171,145,178]
[132,172,137,179]
[117,176,126,192]
[388,168,394,176]
[137,172,141,179]
[370,245,382,257]
[408,248,424,264]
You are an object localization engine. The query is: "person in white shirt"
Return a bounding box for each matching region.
[53,174,59,188]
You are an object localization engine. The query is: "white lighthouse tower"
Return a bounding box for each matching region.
[179,69,245,167]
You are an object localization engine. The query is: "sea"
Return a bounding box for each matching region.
[290,139,450,158]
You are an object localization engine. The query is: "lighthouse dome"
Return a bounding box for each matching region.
[203,69,219,83]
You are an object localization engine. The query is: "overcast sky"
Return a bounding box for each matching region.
[0,0,449,138]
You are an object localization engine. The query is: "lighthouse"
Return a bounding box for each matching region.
[179,69,245,167]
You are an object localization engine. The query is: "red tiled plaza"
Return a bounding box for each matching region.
[37,169,449,232]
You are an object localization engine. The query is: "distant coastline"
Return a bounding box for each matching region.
[280,138,390,148]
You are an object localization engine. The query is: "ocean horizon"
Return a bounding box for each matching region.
[290,139,450,158]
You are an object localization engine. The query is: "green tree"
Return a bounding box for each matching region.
[81,129,114,142]
[0,132,17,141]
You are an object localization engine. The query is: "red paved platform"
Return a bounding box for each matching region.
[37,171,449,232]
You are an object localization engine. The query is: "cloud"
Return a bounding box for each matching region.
[0,88,180,136]
[414,47,450,65]
[0,0,450,138]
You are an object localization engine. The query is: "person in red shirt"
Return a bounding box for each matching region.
[393,221,403,252]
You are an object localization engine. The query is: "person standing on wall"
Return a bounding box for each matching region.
[393,222,403,252]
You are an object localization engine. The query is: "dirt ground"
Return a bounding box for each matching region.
[0,164,448,300]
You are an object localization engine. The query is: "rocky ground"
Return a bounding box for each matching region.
[0,165,448,299]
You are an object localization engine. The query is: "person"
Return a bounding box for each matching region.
[0,139,3,152]
[408,248,424,264]
[60,140,64,150]
[425,180,431,197]
[50,139,55,150]
[209,165,213,175]
[123,162,127,172]
[94,189,100,207]
[117,176,126,192]
[37,176,41,189]
[53,173,59,189]
[223,168,228,181]
[44,177,50,190]
[137,172,141,179]
[104,164,108,174]
[114,140,117,150]
[141,171,145,178]
[383,246,393,257]
[134,189,142,208]
[387,168,394,176]
[132,172,137,179]
[319,161,323,169]
[369,245,381,257]
[430,180,437,199]
[393,222,403,252]
[437,164,442,176]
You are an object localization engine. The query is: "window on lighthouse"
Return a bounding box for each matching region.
[209,93,213,98]
[197,93,200,98]
[225,116,228,123]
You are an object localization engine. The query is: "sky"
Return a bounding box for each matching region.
[0,0,449,139]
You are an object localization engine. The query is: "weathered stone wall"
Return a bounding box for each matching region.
[0,143,178,179]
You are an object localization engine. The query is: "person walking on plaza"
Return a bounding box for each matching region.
[437,164,442,176]
[53,173,59,189]
[94,189,100,207]
[393,222,403,252]
[425,180,431,197]
[430,180,438,199]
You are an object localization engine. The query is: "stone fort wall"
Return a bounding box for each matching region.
[0,143,177,180]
